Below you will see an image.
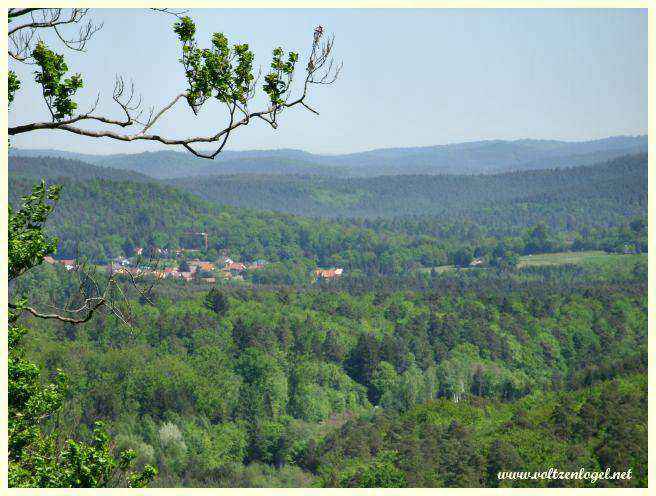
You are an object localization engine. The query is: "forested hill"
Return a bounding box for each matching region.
[9,135,646,178]
[12,152,647,227]
[9,155,153,183]
[8,149,349,179]
[171,153,647,221]
[9,154,646,273]
[307,135,647,175]
[10,175,440,273]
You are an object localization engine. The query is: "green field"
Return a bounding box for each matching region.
[518,250,606,267]
[518,250,646,268]
[419,264,456,274]
[422,250,646,274]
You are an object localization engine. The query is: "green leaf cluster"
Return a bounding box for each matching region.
[8,183,157,487]
[174,16,255,107]
[173,16,297,109]
[8,70,20,107]
[263,48,298,106]
[8,181,60,280]
[32,41,83,120]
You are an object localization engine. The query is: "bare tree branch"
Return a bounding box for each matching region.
[9,301,104,324]
[8,8,42,19]
[8,26,37,62]
[9,9,86,36]
[9,253,162,327]
[8,13,340,160]
[53,19,103,52]
[151,8,189,19]
[9,26,341,159]
[8,8,102,62]
[139,93,187,135]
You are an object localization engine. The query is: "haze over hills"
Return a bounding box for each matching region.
[9,135,647,179]
[8,6,648,489]
[8,155,153,183]
[8,148,346,178]
[169,154,648,220]
[10,148,649,489]
[10,154,647,250]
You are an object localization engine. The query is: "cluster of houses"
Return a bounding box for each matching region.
[107,256,268,283]
[314,267,343,280]
[43,256,77,271]
[133,247,209,257]
[44,252,345,284]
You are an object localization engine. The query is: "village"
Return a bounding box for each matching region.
[43,247,345,284]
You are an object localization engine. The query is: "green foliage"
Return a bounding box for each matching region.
[173,16,280,109]
[8,182,156,487]
[8,305,157,487]
[263,47,298,106]
[8,181,60,280]
[12,256,647,486]
[339,451,407,487]
[9,69,20,106]
[8,312,66,486]
[205,287,230,314]
[172,15,196,41]
[453,247,473,267]
[172,15,299,110]
[32,41,83,120]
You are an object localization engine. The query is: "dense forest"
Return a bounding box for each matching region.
[9,155,153,183]
[10,135,646,178]
[8,5,646,490]
[170,154,647,221]
[11,255,648,487]
[8,154,647,276]
[8,147,648,488]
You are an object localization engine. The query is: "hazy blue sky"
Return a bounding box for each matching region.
[9,8,647,154]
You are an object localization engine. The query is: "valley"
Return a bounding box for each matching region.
[8,142,648,488]
[6,7,648,490]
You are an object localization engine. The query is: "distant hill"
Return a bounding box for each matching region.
[169,154,647,222]
[8,173,445,273]
[308,135,648,175]
[10,135,647,178]
[9,148,347,179]
[8,155,152,183]
[10,151,646,230]
[9,152,645,268]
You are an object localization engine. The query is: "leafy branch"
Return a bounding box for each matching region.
[8,11,341,159]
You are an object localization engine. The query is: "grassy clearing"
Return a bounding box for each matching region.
[421,251,646,274]
[518,250,606,268]
[518,250,646,269]
[418,264,457,274]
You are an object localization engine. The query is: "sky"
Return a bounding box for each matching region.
[9,8,647,155]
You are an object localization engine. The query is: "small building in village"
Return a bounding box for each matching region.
[315,268,344,280]
[226,261,247,274]
[59,259,77,271]
[188,260,216,273]
[163,267,180,278]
